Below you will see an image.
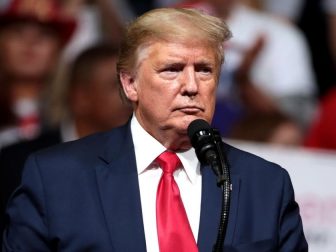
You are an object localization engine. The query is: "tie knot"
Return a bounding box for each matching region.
[156,151,181,174]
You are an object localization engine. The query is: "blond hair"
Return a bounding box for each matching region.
[117,7,232,77]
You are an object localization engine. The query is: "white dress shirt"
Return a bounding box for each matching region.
[131,115,202,252]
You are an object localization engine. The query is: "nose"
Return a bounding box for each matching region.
[21,25,46,45]
[180,67,198,97]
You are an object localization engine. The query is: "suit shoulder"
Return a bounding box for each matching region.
[30,125,130,169]
[33,131,109,161]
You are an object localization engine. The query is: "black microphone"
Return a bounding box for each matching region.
[188,118,231,252]
[187,119,224,184]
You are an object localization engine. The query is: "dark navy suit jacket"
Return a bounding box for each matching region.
[3,122,307,251]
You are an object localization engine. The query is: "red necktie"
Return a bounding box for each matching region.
[156,151,198,252]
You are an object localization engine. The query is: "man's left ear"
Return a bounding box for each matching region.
[119,72,138,102]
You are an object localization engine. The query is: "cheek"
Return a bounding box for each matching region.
[202,82,217,99]
[4,39,30,59]
[137,88,171,123]
[135,72,180,114]
[37,43,59,64]
[88,96,111,120]
[141,86,176,113]
[134,76,157,103]
[202,84,217,112]
[2,42,20,64]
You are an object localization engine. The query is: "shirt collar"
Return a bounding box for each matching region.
[130,114,200,184]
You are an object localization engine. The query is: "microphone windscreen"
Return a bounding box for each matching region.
[187,119,211,139]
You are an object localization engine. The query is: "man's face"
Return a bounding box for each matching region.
[0,21,60,80]
[121,41,219,149]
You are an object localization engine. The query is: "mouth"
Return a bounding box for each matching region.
[175,106,204,114]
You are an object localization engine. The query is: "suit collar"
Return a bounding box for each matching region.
[95,122,241,251]
[95,122,147,251]
[98,121,134,167]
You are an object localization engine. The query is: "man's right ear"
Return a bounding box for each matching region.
[119,72,138,102]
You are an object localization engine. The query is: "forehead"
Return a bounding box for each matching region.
[137,41,218,65]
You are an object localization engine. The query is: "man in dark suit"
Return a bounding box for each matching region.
[3,8,307,251]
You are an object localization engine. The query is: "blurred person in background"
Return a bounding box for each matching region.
[261,0,336,99]
[0,0,76,147]
[236,0,336,151]
[46,42,133,138]
[176,0,317,140]
[0,42,133,244]
[60,0,126,63]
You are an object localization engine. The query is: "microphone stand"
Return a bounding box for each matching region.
[187,119,231,251]
[209,129,231,252]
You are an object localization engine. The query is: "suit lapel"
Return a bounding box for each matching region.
[95,124,147,251]
[197,165,240,251]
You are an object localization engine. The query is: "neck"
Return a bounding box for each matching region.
[9,80,44,101]
[159,131,192,151]
[74,119,96,138]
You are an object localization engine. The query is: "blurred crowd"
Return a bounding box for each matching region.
[0,0,335,156]
[0,0,335,244]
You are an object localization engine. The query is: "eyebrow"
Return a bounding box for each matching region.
[194,61,215,67]
[157,58,215,67]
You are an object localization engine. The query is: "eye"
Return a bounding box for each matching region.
[162,67,178,73]
[199,67,212,74]
[195,65,213,75]
[158,63,184,79]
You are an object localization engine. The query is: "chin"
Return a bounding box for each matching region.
[182,115,210,127]
[166,115,210,134]
[174,117,199,134]
[177,119,194,132]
